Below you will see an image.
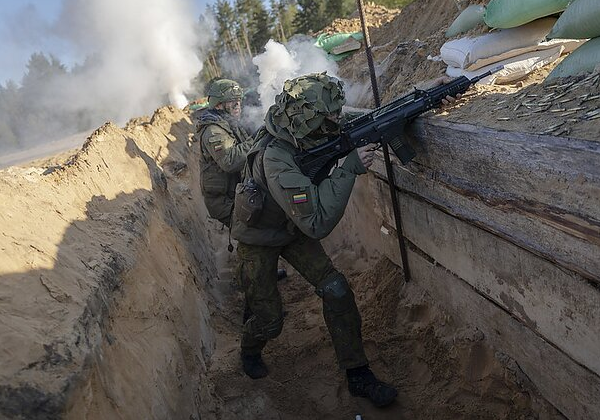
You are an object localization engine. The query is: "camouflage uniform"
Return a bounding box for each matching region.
[197,79,253,226]
[231,73,368,369]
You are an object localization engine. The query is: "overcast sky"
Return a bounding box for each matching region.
[0,0,210,86]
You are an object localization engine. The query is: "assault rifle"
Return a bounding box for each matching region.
[295,68,501,183]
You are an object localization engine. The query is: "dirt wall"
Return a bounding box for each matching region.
[0,107,223,419]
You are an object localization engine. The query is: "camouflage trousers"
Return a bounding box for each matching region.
[237,234,368,370]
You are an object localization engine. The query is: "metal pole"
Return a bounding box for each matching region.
[356,0,412,282]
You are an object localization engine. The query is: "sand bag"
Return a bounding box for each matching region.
[445,5,487,38]
[467,39,584,70]
[484,0,571,29]
[314,32,364,61]
[548,0,600,39]
[446,46,564,84]
[314,32,363,53]
[441,18,556,70]
[547,37,600,80]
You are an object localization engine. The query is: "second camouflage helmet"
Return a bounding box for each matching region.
[269,72,345,143]
[208,79,243,108]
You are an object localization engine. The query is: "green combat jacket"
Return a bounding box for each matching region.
[197,109,253,225]
[231,112,367,246]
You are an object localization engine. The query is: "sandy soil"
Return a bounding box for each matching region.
[198,257,563,419]
[438,69,600,142]
[317,3,401,36]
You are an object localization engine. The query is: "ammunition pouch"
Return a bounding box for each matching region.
[234,178,265,227]
[201,168,229,196]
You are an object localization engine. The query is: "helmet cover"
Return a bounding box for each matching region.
[270,72,345,148]
[208,79,243,108]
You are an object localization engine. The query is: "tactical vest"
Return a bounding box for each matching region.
[231,128,298,246]
[197,109,248,224]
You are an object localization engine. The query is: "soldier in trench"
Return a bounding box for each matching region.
[195,79,252,228]
[231,72,457,407]
[195,79,287,280]
[229,72,397,407]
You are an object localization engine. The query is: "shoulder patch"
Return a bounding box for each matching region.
[292,193,308,204]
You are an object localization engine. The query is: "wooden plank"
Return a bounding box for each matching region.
[371,118,600,282]
[374,178,600,377]
[402,245,600,420]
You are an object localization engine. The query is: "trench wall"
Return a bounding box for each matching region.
[0,107,221,420]
[327,117,600,420]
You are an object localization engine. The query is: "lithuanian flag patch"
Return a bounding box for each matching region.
[292,193,308,204]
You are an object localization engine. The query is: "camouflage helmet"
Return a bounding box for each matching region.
[207,79,243,108]
[270,72,345,148]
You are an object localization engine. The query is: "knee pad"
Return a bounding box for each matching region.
[315,272,355,312]
[244,314,284,341]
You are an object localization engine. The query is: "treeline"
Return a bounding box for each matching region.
[202,0,413,81]
[0,53,93,152]
[202,0,353,81]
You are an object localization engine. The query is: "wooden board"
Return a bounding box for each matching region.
[371,118,600,283]
[401,243,600,420]
[374,179,600,376]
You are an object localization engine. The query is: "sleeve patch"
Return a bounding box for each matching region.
[292,193,308,204]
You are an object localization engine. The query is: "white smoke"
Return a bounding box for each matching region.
[53,0,204,116]
[0,0,209,152]
[252,38,339,116]
[239,37,371,133]
[239,38,341,132]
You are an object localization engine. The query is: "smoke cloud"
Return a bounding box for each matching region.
[1,0,208,153]
[54,0,204,110]
[240,38,341,133]
[254,38,339,113]
[237,37,371,133]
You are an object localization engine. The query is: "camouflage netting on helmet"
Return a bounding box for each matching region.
[268,73,345,149]
[208,79,243,108]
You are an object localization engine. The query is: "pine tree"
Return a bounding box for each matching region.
[235,0,272,55]
[250,5,272,53]
[214,0,237,53]
[325,0,344,23]
[271,0,298,42]
[0,81,21,149]
[21,53,66,90]
[294,0,327,34]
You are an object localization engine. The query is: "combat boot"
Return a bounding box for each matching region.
[241,351,268,379]
[347,366,398,407]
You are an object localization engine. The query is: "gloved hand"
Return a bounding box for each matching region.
[341,149,367,175]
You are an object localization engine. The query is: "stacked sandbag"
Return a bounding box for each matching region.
[546,0,600,80]
[445,4,487,38]
[440,17,583,84]
[483,0,572,29]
